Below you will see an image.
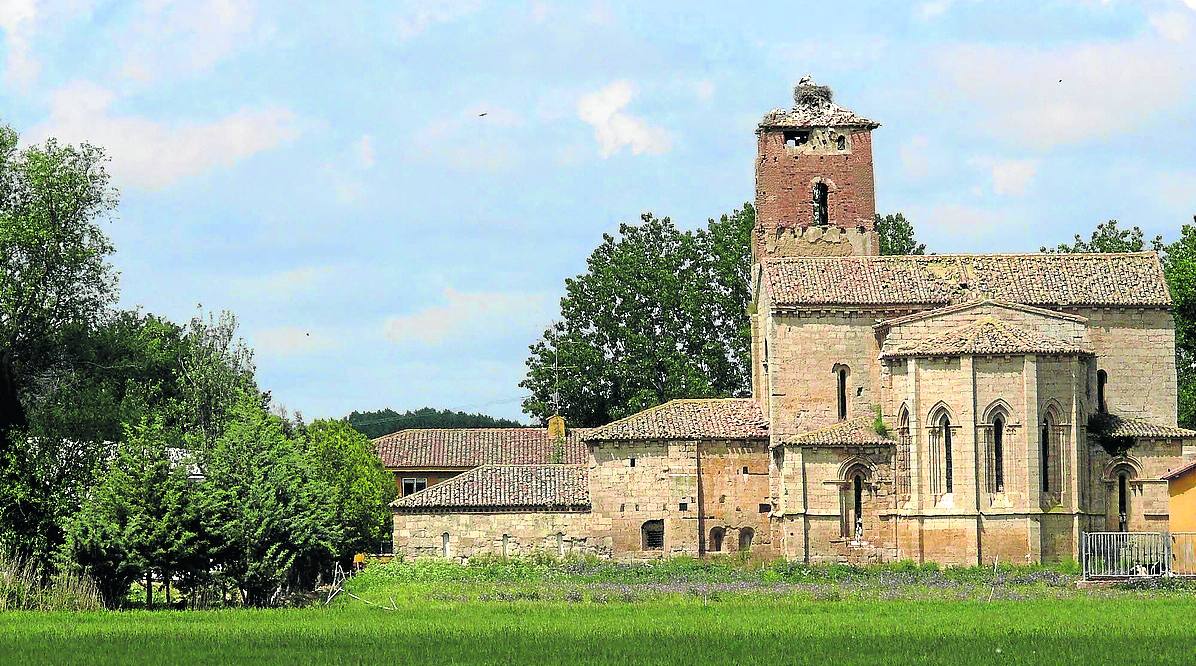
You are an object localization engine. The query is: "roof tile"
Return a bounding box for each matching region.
[583,399,768,442]
[392,464,589,511]
[374,428,588,468]
[882,316,1090,359]
[785,416,894,447]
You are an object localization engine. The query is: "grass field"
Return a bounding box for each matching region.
[2,559,1196,665]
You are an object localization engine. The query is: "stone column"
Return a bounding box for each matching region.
[1023,354,1042,561]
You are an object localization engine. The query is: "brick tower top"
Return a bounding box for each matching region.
[754,77,880,260]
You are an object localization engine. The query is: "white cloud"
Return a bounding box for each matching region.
[29,81,300,189]
[905,202,1020,250]
[384,287,553,346]
[232,266,334,299]
[355,134,376,169]
[970,157,1039,196]
[396,0,483,42]
[899,135,931,180]
[252,326,335,357]
[916,0,953,20]
[1150,10,1192,42]
[693,79,716,103]
[120,0,256,83]
[0,0,39,87]
[936,36,1194,147]
[1186,0,1196,12]
[577,81,671,158]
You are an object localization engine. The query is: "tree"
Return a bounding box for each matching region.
[346,407,523,439]
[67,416,192,608]
[0,126,118,435]
[178,310,258,451]
[200,394,338,606]
[521,206,754,426]
[1163,221,1196,429]
[299,419,395,560]
[1042,219,1164,254]
[875,212,926,255]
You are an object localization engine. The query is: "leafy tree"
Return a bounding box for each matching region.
[521,206,754,426]
[347,407,523,439]
[299,419,395,559]
[1163,221,1196,429]
[178,310,258,451]
[200,394,338,606]
[875,212,926,255]
[1042,219,1164,254]
[0,126,118,435]
[67,417,192,608]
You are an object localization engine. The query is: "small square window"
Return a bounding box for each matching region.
[742,466,749,475]
[759,503,772,514]
[783,130,810,147]
[401,477,428,496]
[679,502,688,512]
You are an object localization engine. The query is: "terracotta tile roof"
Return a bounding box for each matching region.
[785,416,894,447]
[392,464,589,511]
[1106,417,1196,440]
[761,254,1171,308]
[1163,459,1196,481]
[582,399,768,442]
[374,428,588,468]
[882,316,1091,359]
[874,299,1087,329]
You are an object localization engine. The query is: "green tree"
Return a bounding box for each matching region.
[521,206,754,426]
[178,310,258,451]
[67,417,192,608]
[1042,219,1165,254]
[300,419,395,559]
[200,394,338,606]
[1163,221,1196,429]
[875,212,926,255]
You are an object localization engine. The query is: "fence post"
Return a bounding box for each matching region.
[1166,531,1173,577]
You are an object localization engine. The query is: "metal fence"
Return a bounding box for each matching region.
[1081,532,1196,579]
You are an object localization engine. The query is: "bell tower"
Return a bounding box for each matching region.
[754,77,880,259]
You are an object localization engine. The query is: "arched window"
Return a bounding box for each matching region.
[709,527,725,553]
[835,365,849,420]
[992,415,1005,493]
[739,528,754,552]
[1040,417,1051,493]
[852,474,864,539]
[641,520,664,551]
[1097,370,1108,414]
[1117,472,1129,532]
[940,413,953,494]
[836,134,847,151]
[441,532,450,558]
[813,182,829,226]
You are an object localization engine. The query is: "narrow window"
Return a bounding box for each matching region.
[852,474,864,540]
[402,477,428,496]
[641,520,664,550]
[813,183,830,226]
[1097,370,1108,414]
[783,130,810,147]
[441,532,450,558]
[742,466,749,475]
[739,528,754,552]
[940,414,953,493]
[763,339,769,373]
[1117,472,1129,532]
[1040,418,1051,493]
[629,458,636,468]
[837,367,849,420]
[993,416,1005,493]
[836,134,847,150]
[710,527,725,552]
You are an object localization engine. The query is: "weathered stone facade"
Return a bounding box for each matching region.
[385,78,1196,565]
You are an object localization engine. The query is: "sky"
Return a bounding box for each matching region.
[1,0,1194,423]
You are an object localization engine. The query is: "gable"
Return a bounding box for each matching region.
[879,300,1091,359]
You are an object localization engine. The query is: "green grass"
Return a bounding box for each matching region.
[2,559,1196,664]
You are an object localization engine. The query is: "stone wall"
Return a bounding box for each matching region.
[1065,308,1177,424]
[392,511,600,560]
[753,128,877,259]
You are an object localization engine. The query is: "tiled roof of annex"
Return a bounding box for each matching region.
[760,253,1171,309]
[582,399,769,442]
[374,428,588,468]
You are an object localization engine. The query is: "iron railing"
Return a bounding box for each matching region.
[1081,532,1196,579]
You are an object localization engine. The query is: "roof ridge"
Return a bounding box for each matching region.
[763,252,1159,262]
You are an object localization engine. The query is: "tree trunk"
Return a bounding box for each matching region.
[0,351,27,438]
[145,572,153,610]
[165,574,172,607]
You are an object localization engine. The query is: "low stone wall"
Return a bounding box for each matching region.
[393,510,604,560]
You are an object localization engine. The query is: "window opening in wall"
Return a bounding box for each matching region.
[719,495,726,503]
[836,134,847,150]
[739,528,754,552]
[441,532,450,558]
[1118,472,1129,532]
[852,474,864,540]
[641,520,664,550]
[837,367,849,420]
[759,503,771,514]
[710,527,725,552]
[629,458,636,468]
[742,466,749,475]
[763,339,769,373]
[1041,418,1051,493]
[896,409,911,499]
[679,502,688,512]
[501,534,510,558]
[993,416,1005,493]
[1097,370,1108,414]
[813,183,830,226]
[938,414,953,493]
[783,130,810,147]
[401,477,428,496]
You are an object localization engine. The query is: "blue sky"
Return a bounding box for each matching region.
[2,1,1194,423]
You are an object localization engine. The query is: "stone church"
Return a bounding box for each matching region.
[379,79,1196,565]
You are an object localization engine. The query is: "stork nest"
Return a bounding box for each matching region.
[794,84,833,108]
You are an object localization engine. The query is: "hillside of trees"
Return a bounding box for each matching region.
[346,407,524,439]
